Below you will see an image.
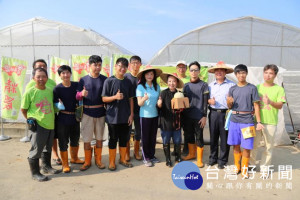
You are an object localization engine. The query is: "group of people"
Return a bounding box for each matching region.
[20,55,285,181]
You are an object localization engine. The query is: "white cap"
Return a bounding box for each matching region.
[176,60,187,67]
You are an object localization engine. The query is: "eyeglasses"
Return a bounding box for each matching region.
[189,69,200,72]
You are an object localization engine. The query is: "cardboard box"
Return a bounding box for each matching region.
[171,97,190,109]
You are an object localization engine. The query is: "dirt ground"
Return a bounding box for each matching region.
[0,136,299,200]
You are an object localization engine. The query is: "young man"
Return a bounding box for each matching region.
[208,61,235,169]
[21,68,60,182]
[182,61,209,168]
[102,57,134,170]
[53,65,84,173]
[76,55,107,171]
[227,64,264,178]
[25,59,61,165]
[124,55,143,161]
[250,64,286,171]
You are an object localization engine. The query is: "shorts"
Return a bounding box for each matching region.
[227,121,254,150]
[81,114,106,143]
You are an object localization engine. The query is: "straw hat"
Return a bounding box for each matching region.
[208,61,234,74]
[160,73,184,89]
[137,67,163,80]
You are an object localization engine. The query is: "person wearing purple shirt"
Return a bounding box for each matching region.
[76,55,107,171]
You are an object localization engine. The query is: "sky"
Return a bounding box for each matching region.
[0,0,299,63]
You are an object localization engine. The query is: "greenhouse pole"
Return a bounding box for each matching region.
[32,21,36,61]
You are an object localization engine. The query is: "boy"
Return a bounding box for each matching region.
[102,57,134,170]
[227,64,264,178]
[76,55,107,171]
[53,65,84,173]
[21,68,60,182]
[250,64,285,171]
[124,55,143,161]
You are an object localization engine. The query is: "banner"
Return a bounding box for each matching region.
[1,56,27,120]
[101,56,111,77]
[49,56,69,84]
[71,55,90,81]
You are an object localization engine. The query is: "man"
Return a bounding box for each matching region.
[227,64,264,178]
[182,61,209,168]
[102,57,134,170]
[175,60,190,156]
[208,61,235,169]
[250,64,286,173]
[53,65,84,173]
[76,55,107,171]
[25,59,61,165]
[124,55,143,161]
[21,68,60,182]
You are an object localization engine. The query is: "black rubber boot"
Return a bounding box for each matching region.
[182,140,189,156]
[41,152,61,174]
[174,144,182,163]
[28,158,48,182]
[163,144,173,167]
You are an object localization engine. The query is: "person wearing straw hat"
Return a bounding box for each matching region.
[182,61,209,168]
[207,61,235,169]
[136,67,162,167]
[157,73,184,167]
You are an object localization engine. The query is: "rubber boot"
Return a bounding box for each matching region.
[28,158,48,181]
[182,143,196,160]
[234,152,242,174]
[182,138,189,156]
[94,146,105,169]
[241,157,249,179]
[70,146,84,164]
[125,141,131,162]
[60,151,71,173]
[80,149,92,171]
[119,147,133,168]
[134,140,142,161]
[108,148,117,171]
[174,144,182,163]
[41,152,60,174]
[196,146,205,168]
[163,144,173,167]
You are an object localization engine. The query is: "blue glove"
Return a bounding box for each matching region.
[224,110,232,131]
[55,102,65,110]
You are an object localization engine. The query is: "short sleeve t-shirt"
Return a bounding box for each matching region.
[183,80,209,120]
[124,73,139,115]
[77,74,106,118]
[25,78,56,92]
[102,76,134,124]
[53,82,79,125]
[229,83,260,124]
[159,88,177,131]
[180,76,190,84]
[257,84,286,125]
[21,87,55,130]
[136,83,160,118]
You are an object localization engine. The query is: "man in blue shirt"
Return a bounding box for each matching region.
[208,61,235,169]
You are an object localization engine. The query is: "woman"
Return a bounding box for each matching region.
[157,73,184,167]
[136,68,162,167]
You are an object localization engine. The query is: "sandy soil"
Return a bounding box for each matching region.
[0,137,299,200]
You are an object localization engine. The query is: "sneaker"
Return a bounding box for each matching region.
[144,160,153,167]
[150,157,160,163]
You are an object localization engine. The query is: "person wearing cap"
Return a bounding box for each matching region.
[175,60,190,156]
[136,67,162,167]
[157,73,184,167]
[182,61,209,168]
[207,61,235,169]
[124,55,143,161]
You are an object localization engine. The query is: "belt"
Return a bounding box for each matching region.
[209,107,227,113]
[232,111,252,114]
[83,104,104,108]
[60,111,75,115]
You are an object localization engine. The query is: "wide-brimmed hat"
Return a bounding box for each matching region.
[176,60,187,67]
[137,67,163,80]
[208,61,234,74]
[160,73,184,89]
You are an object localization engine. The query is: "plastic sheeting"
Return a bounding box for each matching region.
[148,16,300,71]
